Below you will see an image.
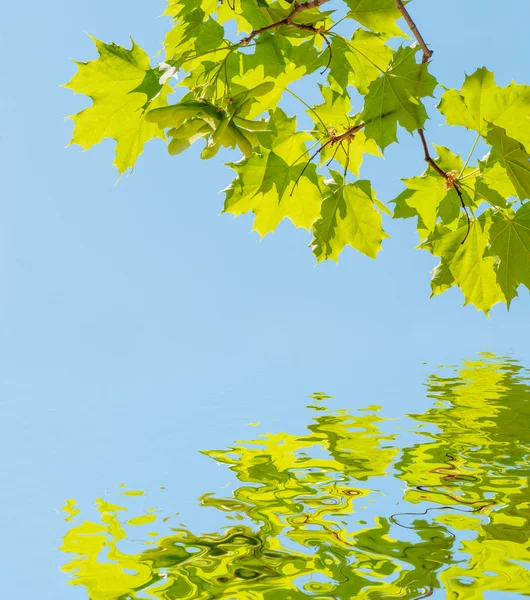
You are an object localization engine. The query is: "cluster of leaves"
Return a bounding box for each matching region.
[65,0,530,313]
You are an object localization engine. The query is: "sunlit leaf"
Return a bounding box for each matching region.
[65,37,169,173]
[312,171,388,261]
[362,46,437,150]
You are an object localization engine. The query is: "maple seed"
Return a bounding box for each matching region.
[444,170,459,189]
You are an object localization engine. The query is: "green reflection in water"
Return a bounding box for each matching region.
[61,355,530,599]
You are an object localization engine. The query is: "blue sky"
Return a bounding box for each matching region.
[2,0,530,598]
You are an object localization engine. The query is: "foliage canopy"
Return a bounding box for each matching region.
[65,0,530,313]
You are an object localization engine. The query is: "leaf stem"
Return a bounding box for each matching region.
[459,167,480,182]
[285,87,328,131]
[459,133,481,176]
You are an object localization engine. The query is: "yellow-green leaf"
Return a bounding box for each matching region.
[65,37,169,173]
[362,46,437,150]
[312,172,388,261]
[223,109,323,236]
[487,204,530,306]
[485,125,530,200]
[426,214,505,313]
[345,0,406,38]
[439,68,530,151]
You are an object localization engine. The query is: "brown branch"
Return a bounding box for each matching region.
[418,130,471,244]
[319,32,332,74]
[393,0,433,63]
[334,122,365,143]
[396,4,470,244]
[418,129,446,179]
[290,123,365,195]
[239,0,329,46]
[453,184,471,243]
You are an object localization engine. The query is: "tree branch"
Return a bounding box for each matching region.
[418,130,471,243]
[418,129,446,179]
[239,0,329,46]
[393,0,433,63]
[394,3,470,243]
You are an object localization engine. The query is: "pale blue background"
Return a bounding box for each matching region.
[2,0,530,598]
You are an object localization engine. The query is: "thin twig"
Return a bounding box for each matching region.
[334,123,365,143]
[239,0,329,46]
[418,130,471,244]
[393,0,433,63]
[454,184,472,243]
[290,139,334,195]
[418,129,446,179]
[325,143,341,167]
[341,141,350,177]
[290,123,365,195]
[319,32,332,74]
[285,87,328,131]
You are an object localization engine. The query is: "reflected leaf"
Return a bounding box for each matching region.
[61,354,530,599]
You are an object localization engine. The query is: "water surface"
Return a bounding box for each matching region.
[61,354,530,598]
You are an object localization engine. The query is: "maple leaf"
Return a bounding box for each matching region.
[64,37,169,173]
[231,65,306,119]
[424,214,505,313]
[399,175,460,235]
[223,109,323,236]
[327,30,392,95]
[309,85,353,131]
[345,0,406,38]
[478,162,517,204]
[164,8,225,60]
[484,126,530,201]
[362,46,437,150]
[312,171,389,261]
[487,204,530,306]
[439,68,530,152]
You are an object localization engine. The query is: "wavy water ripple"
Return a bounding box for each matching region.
[61,354,530,599]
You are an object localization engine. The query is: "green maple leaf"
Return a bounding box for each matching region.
[346,29,394,94]
[487,204,530,306]
[309,85,353,131]
[236,0,291,30]
[164,0,218,20]
[223,109,323,236]
[362,46,437,150]
[312,171,388,261]
[479,162,517,203]
[164,9,225,60]
[474,180,508,209]
[230,65,305,119]
[439,68,530,151]
[345,0,406,38]
[430,257,456,296]
[484,126,530,200]
[394,147,480,238]
[399,175,459,235]
[64,37,169,173]
[243,33,321,79]
[424,213,505,313]
[327,30,392,95]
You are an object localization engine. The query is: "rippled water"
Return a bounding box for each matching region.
[60,354,530,599]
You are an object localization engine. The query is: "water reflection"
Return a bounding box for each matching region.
[61,354,530,598]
